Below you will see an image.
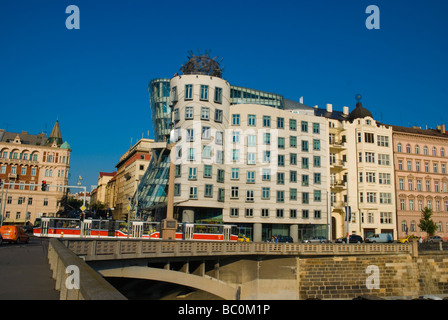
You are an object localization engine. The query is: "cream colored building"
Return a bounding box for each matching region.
[0,121,71,225]
[170,74,330,242]
[114,138,153,219]
[316,101,397,240]
[95,171,116,204]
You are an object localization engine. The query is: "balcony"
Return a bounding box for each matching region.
[8,173,17,180]
[330,160,347,170]
[331,181,347,190]
[329,140,346,150]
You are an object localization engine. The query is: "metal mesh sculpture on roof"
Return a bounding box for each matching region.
[180,50,224,78]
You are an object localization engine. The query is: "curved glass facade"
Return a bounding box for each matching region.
[149,78,171,142]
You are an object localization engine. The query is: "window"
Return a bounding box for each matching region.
[379,173,391,185]
[174,184,181,196]
[248,114,256,126]
[313,123,320,134]
[314,173,321,184]
[301,121,308,132]
[263,151,271,163]
[200,85,208,100]
[302,157,309,169]
[215,109,223,122]
[247,171,255,183]
[290,136,297,148]
[302,174,309,186]
[202,145,211,159]
[314,210,321,219]
[262,187,270,199]
[202,126,211,140]
[278,155,285,166]
[290,171,297,183]
[232,131,240,143]
[188,167,197,180]
[364,133,374,143]
[263,116,271,127]
[289,119,297,131]
[43,198,49,206]
[185,84,193,100]
[204,184,213,198]
[302,140,309,152]
[290,209,297,218]
[232,149,239,161]
[247,152,256,165]
[201,107,210,120]
[231,168,239,180]
[261,209,269,217]
[314,190,321,202]
[232,114,240,125]
[245,208,254,217]
[214,87,222,103]
[397,143,402,152]
[21,167,27,175]
[185,106,194,119]
[277,172,285,185]
[217,169,225,183]
[365,152,375,163]
[302,192,309,204]
[290,188,297,200]
[277,191,284,203]
[380,212,392,224]
[188,148,195,161]
[218,189,225,202]
[203,165,212,178]
[262,169,271,181]
[231,187,239,199]
[175,164,182,177]
[406,144,411,153]
[230,208,239,217]
[277,117,284,129]
[367,192,377,203]
[302,210,309,219]
[290,153,297,165]
[246,190,254,202]
[377,135,389,147]
[415,145,420,154]
[380,193,392,204]
[313,139,320,151]
[278,137,285,149]
[276,209,284,218]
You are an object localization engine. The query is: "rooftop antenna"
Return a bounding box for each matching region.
[355,94,362,104]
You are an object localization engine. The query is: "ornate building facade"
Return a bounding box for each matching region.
[0,120,71,225]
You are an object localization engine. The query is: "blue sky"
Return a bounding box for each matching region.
[1,0,447,190]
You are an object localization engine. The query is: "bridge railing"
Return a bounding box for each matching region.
[48,239,127,300]
[62,239,415,261]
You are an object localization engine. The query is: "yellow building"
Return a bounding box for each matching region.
[0,120,71,225]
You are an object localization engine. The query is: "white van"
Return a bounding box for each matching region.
[365,233,393,243]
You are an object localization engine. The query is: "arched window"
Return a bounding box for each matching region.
[415,145,419,154]
[401,220,407,232]
[433,147,437,156]
[406,144,411,153]
[441,148,445,157]
[410,221,416,232]
[397,143,402,153]
[424,146,428,155]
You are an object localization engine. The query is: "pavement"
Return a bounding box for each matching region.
[0,237,59,300]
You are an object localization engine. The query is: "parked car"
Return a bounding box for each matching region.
[237,234,250,242]
[0,225,29,244]
[335,234,363,243]
[365,233,393,243]
[277,235,293,243]
[427,236,443,243]
[302,236,329,243]
[397,235,420,243]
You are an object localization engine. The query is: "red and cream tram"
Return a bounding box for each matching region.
[33,217,239,241]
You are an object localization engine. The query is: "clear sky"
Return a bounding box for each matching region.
[1,0,447,190]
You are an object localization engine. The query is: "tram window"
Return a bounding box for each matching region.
[92,221,100,230]
[34,218,41,228]
[68,220,80,228]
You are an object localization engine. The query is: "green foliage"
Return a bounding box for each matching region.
[418,207,438,237]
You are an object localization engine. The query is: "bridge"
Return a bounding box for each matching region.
[51,239,427,300]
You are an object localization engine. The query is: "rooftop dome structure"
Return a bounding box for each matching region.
[180,50,224,78]
[347,94,373,122]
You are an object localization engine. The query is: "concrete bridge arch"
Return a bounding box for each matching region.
[98,266,239,300]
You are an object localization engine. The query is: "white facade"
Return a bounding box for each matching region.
[170,74,330,242]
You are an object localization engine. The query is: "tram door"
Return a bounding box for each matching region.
[183,223,194,240]
[132,222,143,238]
[81,220,92,237]
[223,225,231,241]
[41,218,50,236]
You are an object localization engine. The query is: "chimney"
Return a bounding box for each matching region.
[326,104,333,113]
[343,106,349,115]
[437,124,446,134]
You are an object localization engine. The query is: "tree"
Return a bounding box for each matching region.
[418,207,438,239]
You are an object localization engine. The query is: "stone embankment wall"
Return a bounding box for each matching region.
[298,253,448,299]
